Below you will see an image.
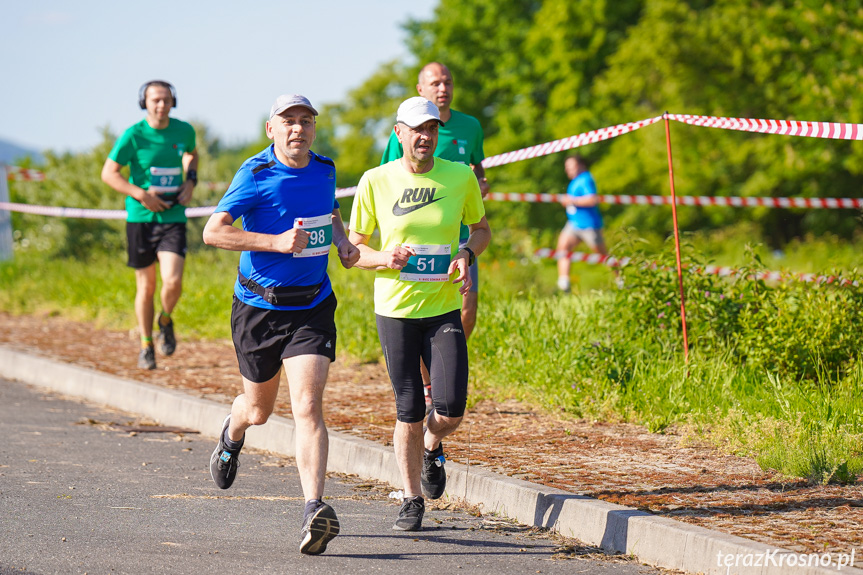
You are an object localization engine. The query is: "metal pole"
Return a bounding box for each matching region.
[0,164,13,261]
[663,114,689,359]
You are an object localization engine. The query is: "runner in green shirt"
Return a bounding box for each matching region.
[101,80,198,370]
[350,97,491,532]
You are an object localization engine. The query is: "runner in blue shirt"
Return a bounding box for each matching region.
[203,94,359,556]
[555,155,617,292]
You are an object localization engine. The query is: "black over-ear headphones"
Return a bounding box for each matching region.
[138,80,177,110]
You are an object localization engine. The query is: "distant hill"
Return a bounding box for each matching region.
[0,138,44,165]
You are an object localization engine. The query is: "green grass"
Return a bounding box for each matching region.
[2,229,862,484]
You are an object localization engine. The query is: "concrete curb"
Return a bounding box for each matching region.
[2,345,858,575]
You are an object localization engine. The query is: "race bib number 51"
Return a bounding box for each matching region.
[293,214,333,258]
[399,244,451,282]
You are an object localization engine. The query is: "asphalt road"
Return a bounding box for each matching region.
[0,378,666,575]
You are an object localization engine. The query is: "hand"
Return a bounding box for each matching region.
[337,238,360,269]
[387,245,416,270]
[177,180,195,206]
[478,177,490,199]
[448,252,472,295]
[275,228,310,254]
[137,188,170,212]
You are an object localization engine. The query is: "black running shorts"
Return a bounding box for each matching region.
[376,310,469,423]
[126,222,187,269]
[231,293,337,383]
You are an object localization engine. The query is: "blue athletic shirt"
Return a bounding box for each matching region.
[565,171,603,230]
[214,145,339,310]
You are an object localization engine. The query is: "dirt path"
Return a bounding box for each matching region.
[1,311,860,565]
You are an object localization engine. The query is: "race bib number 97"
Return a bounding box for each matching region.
[399,244,451,282]
[293,214,333,258]
[149,167,182,192]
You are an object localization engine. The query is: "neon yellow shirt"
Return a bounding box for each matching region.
[351,158,485,318]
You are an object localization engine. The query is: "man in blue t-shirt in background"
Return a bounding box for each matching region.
[555,155,615,292]
[202,94,359,556]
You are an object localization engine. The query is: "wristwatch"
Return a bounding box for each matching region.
[186,169,198,186]
[463,246,476,267]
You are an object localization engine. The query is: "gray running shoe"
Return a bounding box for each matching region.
[138,346,156,370]
[392,496,425,531]
[299,502,340,555]
[421,443,446,499]
[209,415,243,489]
[158,319,176,356]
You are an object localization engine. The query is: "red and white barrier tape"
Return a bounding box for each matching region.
[490,193,863,209]
[5,192,861,218]
[0,202,216,220]
[5,166,46,182]
[667,114,863,140]
[0,202,125,219]
[533,247,630,269]
[534,248,859,287]
[8,111,863,213]
[481,116,663,168]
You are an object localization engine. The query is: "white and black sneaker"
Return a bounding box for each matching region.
[209,415,243,489]
[300,502,340,555]
[421,443,446,499]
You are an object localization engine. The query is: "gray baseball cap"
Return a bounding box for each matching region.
[396,96,444,128]
[269,94,318,119]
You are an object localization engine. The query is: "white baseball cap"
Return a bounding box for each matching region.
[270,94,318,119]
[396,97,444,128]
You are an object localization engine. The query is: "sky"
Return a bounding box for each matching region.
[1,1,436,154]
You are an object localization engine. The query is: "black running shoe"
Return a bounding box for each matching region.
[392,496,425,531]
[138,346,156,370]
[299,502,340,555]
[210,415,243,489]
[421,443,446,499]
[158,319,176,356]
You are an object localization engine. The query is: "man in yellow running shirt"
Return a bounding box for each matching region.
[350,97,491,532]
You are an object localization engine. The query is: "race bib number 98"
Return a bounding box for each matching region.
[399,244,451,282]
[293,214,333,258]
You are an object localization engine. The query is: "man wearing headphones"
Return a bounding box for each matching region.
[101,80,198,370]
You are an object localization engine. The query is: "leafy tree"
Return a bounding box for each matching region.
[593,0,863,245]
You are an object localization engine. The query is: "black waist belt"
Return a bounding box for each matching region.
[237,270,322,306]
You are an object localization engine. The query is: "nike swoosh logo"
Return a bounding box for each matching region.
[392,196,445,216]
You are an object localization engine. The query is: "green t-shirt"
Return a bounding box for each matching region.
[381,109,485,242]
[351,158,485,319]
[108,118,196,223]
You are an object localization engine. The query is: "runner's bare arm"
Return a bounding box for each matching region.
[332,209,360,268]
[178,149,199,205]
[471,164,490,198]
[101,158,168,212]
[203,211,309,254]
[348,230,415,271]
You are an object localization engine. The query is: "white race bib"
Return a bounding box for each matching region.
[399,244,451,282]
[149,166,182,192]
[293,214,333,258]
